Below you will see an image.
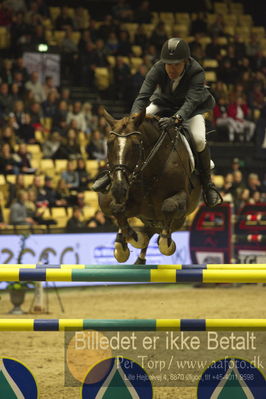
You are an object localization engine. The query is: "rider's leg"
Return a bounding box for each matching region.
[185,114,222,207]
[93,103,162,193]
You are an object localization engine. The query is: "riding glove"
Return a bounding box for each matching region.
[159,116,182,130]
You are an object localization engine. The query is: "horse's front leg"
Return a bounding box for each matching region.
[158,191,187,256]
[115,213,149,250]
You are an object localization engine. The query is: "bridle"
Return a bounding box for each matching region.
[108,130,144,185]
[107,127,170,185]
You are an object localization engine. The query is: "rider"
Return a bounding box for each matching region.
[93,37,222,208]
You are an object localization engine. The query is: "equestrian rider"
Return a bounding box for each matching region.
[93,37,222,208]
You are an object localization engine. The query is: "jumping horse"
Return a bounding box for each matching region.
[98,109,201,264]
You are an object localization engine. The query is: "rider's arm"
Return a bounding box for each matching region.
[131,63,160,113]
[175,70,205,121]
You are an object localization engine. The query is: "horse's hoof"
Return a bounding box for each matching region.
[134,257,146,265]
[158,237,176,256]
[114,242,130,263]
[128,231,149,249]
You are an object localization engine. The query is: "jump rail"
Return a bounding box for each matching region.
[2,268,266,283]
[1,319,266,331]
[1,264,266,270]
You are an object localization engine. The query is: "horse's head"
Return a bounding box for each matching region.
[104,109,146,208]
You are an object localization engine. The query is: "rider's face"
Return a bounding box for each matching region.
[165,61,186,80]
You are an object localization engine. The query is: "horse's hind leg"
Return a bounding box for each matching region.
[159,191,187,256]
[134,231,154,264]
[135,247,148,264]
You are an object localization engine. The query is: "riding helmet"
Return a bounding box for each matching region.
[160,38,190,64]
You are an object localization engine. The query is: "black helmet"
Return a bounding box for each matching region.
[160,38,190,64]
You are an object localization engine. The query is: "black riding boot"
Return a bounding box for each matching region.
[198,145,223,207]
[92,172,111,193]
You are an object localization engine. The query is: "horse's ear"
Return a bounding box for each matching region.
[103,109,116,128]
[132,109,146,128]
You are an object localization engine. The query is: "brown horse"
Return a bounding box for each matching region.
[98,109,201,264]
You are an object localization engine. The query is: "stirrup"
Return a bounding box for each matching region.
[202,183,223,207]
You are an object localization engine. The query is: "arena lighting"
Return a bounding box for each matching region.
[38,43,48,52]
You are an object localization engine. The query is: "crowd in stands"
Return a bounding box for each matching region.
[0,0,265,229]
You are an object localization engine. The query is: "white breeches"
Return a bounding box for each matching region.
[146,103,206,152]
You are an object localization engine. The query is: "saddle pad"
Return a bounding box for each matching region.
[179,134,195,172]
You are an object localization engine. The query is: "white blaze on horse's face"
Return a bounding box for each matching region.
[117,137,127,181]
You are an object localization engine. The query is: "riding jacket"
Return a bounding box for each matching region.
[131,57,215,120]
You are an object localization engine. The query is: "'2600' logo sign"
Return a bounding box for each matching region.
[1,247,79,264]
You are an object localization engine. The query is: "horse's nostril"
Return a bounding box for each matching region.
[111,181,128,203]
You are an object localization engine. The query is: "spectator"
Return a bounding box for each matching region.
[150,22,168,52]
[10,190,35,225]
[43,76,59,99]
[0,126,17,150]
[134,24,149,52]
[0,143,19,175]
[189,33,205,63]
[55,6,74,30]
[256,105,266,159]
[29,175,47,205]
[17,113,36,143]
[61,160,79,189]
[15,142,35,174]
[130,64,148,104]
[52,100,69,133]
[73,6,89,30]
[60,26,78,54]
[42,91,58,118]
[29,101,43,130]
[81,102,96,134]
[227,95,256,142]
[86,129,107,160]
[105,32,119,55]
[66,206,86,230]
[87,210,113,228]
[213,96,234,141]
[246,173,261,197]
[10,11,31,55]
[67,101,87,132]
[231,170,246,201]
[0,59,13,85]
[93,39,109,66]
[6,173,26,207]
[31,24,46,45]
[235,188,251,210]
[217,58,238,86]
[42,176,58,207]
[190,12,208,36]
[205,36,222,59]
[76,158,90,191]
[12,57,29,83]
[208,14,225,37]
[0,2,12,27]
[42,131,62,159]
[0,83,13,117]
[112,0,133,22]
[25,72,46,103]
[54,129,81,159]
[133,1,151,23]
[55,178,70,207]
[113,56,131,100]
[25,189,56,225]
[78,29,92,53]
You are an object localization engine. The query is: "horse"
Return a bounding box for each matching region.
[98,109,201,264]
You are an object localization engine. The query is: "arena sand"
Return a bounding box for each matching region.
[0,284,265,399]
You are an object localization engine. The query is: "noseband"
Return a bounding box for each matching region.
[108,130,144,184]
